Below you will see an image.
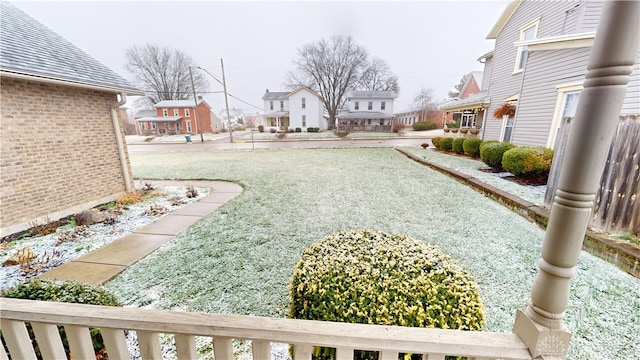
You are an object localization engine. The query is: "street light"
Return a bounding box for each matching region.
[197,62,233,143]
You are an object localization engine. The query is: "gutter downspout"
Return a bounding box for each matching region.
[111,92,133,192]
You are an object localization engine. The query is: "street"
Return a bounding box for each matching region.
[126,137,432,152]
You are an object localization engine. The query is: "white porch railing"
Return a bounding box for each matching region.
[0,298,532,360]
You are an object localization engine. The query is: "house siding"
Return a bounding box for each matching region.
[579,1,604,32]
[481,57,493,91]
[483,0,605,143]
[622,60,640,115]
[513,47,592,146]
[1,78,132,237]
[289,89,325,129]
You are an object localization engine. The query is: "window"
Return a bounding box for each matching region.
[280,101,284,110]
[355,101,359,110]
[552,91,580,149]
[302,115,306,127]
[379,119,384,125]
[302,97,306,109]
[162,109,168,117]
[367,119,371,125]
[270,101,274,110]
[151,122,157,129]
[381,101,386,110]
[185,109,191,117]
[368,101,373,110]
[186,120,192,133]
[515,20,539,73]
[173,109,179,116]
[140,123,145,130]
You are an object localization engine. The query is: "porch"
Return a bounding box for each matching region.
[0,298,531,360]
[137,116,186,135]
[265,111,290,130]
[336,112,394,132]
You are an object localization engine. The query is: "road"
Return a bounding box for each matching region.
[126,137,432,152]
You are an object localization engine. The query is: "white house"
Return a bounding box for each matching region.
[262,86,325,131]
[218,107,244,127]
[337,91,397,131]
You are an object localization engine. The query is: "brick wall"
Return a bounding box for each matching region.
[0,78,133,237]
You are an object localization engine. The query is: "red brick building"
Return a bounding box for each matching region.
[135,98,221,135]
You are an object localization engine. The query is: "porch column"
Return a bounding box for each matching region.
[513,1,639,358]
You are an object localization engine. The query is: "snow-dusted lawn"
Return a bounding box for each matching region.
[106,148,639,359]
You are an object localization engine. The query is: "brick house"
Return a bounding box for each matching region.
[438,71,489,130]
[0,2,143,237]
[135,98,221,135]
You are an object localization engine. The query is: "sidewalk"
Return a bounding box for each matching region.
[39,181,243,286]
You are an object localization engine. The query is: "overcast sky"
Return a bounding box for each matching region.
[13,0,508,114]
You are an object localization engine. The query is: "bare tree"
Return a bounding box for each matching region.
[413,87,438,122]
[125,44,208,105]
[286,36,368,129]
[448,72,471,99]
[357,57,400,93]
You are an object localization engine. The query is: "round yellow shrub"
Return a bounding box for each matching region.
[288,230,485,331]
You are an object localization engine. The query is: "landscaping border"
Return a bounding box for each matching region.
[396,148,640,279]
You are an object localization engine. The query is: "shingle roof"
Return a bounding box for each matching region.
[347,91,398,99]
[0,2,141,94]
[262,91,289,100]
[438,91,490,111]
[154,100,208,108]
[134,110,157,118]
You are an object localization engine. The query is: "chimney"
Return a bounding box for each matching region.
[197,95,203,100]
[266,89,269,93]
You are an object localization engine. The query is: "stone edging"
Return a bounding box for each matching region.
[396,148,639,279]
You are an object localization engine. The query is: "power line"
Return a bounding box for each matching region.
[227,93,263,110]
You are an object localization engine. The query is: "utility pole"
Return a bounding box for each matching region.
[221,58,233,143]
[189,67,204,142]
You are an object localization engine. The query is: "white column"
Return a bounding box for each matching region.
[513,1,640,358]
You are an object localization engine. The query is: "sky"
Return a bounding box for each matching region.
[12,0,508,115]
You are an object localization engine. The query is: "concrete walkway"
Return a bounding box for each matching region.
[39,181,243,286]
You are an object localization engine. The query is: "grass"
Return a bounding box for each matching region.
[105,147,639,359]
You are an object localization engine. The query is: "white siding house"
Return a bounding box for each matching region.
[480,0,639,147]
[262,86,326,131]
[288,86,325,130]
[337,91,397,131]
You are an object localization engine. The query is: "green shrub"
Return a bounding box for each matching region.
[439,137,454,151]
[307,127,320,133]
[295,127,302,133]
[463,138,484,158]
[452,138,465,154]
[502,146,554,177]
[446,120,458,128]
[412,121,437,131]
[2,278,122,358]
[479,140,499,151]
[432,137,442,149]
[480,142,516,169]
[289,230,485,331]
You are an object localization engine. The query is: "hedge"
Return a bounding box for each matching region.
[502,146,554,177]
[432,137,442,149]
[452,138,465,154]
[480,142,515,169]
[462,138,484,158]
[439,137,454,151]
[412,121,438,131]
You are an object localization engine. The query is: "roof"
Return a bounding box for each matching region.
[337,111,394,119]
[154,99,210,108]
[134,110,157,118]
[0,2,142,95]
[477,51,494,62]
[347,91,398,99]
[262,91,289,100]
[288,85,321,98]
[459,71,484,98]
[137,116,182,122]
[264,111,289,117]
[438,91,490,112]
[486,0,521,39]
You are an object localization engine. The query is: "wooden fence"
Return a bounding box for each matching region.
[545,115,639,237]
